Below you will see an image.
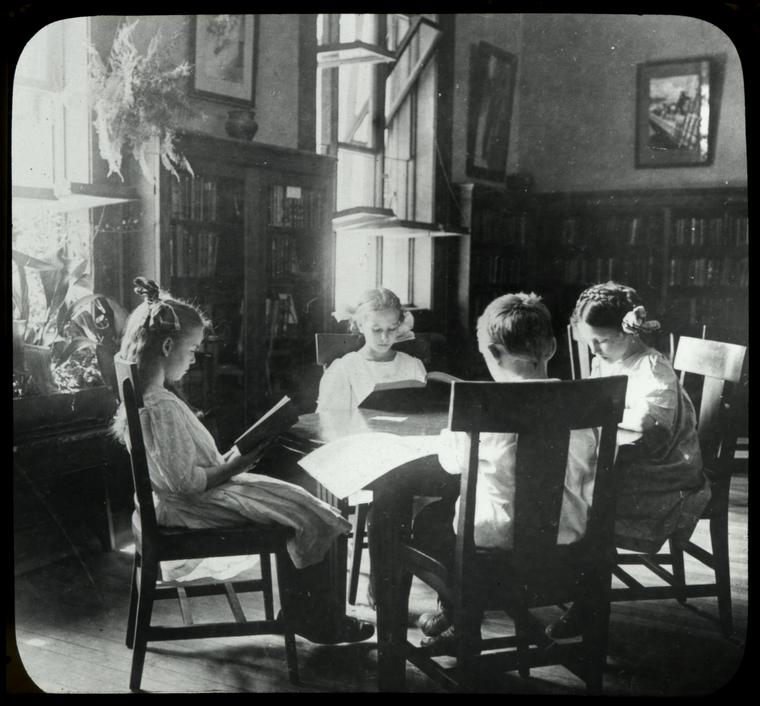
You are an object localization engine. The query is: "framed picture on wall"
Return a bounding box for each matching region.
[635,57,718,168]
[466,42,517,181]
[192,15,257,104]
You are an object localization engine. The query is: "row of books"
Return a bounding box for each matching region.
[472,254,532,285]
[269,234,316,278]
[268,185,326,229]
[671,215,749,248]
[472,212,529,246]
[666,295,748,327]
[170,176,244,223]
[169,226,220,278]
[667,256,748,287]
[553,215,655,248]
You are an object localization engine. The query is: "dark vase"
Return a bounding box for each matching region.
[225,109,258,140]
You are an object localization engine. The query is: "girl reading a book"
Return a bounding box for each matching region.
[546,281,710,640]
[111,277,373,645]
[316,287,427,411]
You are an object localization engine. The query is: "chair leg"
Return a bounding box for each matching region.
[275,551,299,685]
[125,555,139,648]
[348,503,369,605]
[710,513,734,638]
[514,608,532,679]
[668,538,687,604]
[260,552,275,621]
[454,606,482,691]
[129,559,157,692]
[582,595,610,695]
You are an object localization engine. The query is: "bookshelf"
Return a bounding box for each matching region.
[132,133,335,438]
[453,185,748,377]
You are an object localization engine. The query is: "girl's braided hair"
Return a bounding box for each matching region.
[571,281,660,335]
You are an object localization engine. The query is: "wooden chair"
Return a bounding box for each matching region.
[567,323,593,380]
[315,331,433,606]
[610,336,747,637]
[114,358,299,691]
[385,376,628,692]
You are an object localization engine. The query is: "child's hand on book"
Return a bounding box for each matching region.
[234,439,274,472]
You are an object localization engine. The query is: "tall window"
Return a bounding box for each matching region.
[317,14,442,313]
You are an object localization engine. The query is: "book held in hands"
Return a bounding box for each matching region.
[358,371,461,412]
[233,396,299,454]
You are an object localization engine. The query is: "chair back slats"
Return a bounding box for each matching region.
[673,336,747,466]
[512,428,572,558]
[448,377,628,583]
[673,336,746,383]
[315,333,363,367]
[114,357,158,539]
[567,323,593,380]
[448,378,627,434]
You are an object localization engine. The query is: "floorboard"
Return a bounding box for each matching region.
[11,474,748,694]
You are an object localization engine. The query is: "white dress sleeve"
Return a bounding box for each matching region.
[141,397,208,495]
[316,357,353,411]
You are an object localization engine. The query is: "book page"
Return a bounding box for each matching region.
[297,432,441,498]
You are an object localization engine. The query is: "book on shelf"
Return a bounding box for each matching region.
[233,395,299,455]
[297,431,442,499]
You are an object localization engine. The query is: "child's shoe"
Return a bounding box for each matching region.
[416,609,452,637]
[419,625,482,656]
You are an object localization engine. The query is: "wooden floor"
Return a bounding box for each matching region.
[11,474,748,694]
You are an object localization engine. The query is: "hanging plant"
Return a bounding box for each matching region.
[89,19,195,182]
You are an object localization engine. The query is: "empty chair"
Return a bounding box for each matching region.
[611,336,747,637]
[114,358,298,691]
[381,376,628,693]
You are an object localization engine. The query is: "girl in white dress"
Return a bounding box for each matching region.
[317,288,427,411]
[111,277,373,644]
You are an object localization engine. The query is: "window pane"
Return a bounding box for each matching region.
[381,237,410,305]
[338,63,374,146]
[336,147,377,210]
[334,232,378,312]
[385,20,439,111]
[339,14,378,44]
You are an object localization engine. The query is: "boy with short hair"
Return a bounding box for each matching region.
[413,292,600,653]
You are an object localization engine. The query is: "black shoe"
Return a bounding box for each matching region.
[285,614,375,645]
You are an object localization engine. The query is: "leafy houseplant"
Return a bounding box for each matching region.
[12,249,128,432]
[88,19,195,182]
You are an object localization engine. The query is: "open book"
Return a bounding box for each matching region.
[358,371,462,412]
[297,432,442,499]
[233,396,299,454]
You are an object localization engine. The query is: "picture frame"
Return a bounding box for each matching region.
[192,14,257,105]
[466,42,517,181]
[636,57,717,168]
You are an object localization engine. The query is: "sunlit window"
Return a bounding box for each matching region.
[318,14,440,313]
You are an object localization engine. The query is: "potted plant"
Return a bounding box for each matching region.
[88,19,195,182]
[12,248,129,435]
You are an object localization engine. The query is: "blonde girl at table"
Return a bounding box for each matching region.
[111,277,373,645]
[412,292,600,654]
[316,287,427,411]
[546,281,710,640]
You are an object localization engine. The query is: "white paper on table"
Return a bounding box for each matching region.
[297,432,441,499]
